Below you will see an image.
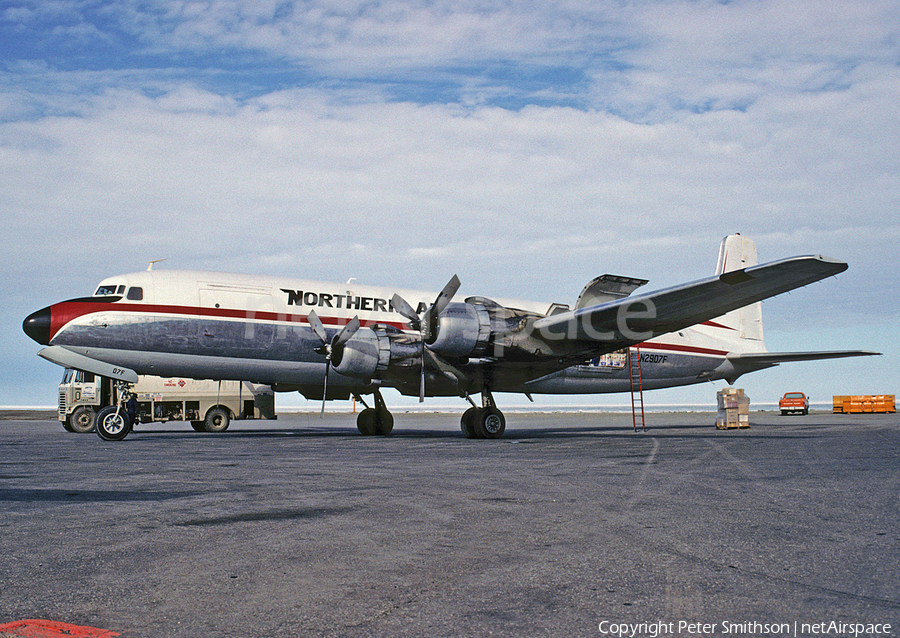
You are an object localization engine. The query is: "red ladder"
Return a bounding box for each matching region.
[629,346,646,432]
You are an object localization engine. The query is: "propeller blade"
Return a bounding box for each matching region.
[391,293,419,325]
[321,360,330,415]
[391,293,420,324]
[307,309,329,345]
[433,274,461,316]
[334,316,361,347]
[423,274,461,343]
[419,356,426,403]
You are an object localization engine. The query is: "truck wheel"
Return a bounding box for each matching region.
[69,406,96,433]
[95,406,133,441]
[203,407,231,432]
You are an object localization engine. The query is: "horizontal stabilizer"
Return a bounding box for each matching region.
[728,350,881,365]
[719,349,880,384]
[38,346,139,383]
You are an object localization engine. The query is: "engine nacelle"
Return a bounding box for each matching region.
[426,301,493,358]
[332,327,418,379]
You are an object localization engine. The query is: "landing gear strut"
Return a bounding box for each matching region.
[356,389,394,436]
[95,382,134,441]
[460,390,506,439]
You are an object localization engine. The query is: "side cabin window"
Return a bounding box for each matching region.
[126,287,143,301]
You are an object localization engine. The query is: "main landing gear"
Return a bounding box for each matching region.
[353,389,507,438]
[460,390,506,439]
[355,390,394,436]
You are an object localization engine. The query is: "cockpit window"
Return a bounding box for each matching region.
[95,284,125,296]
[126,287,143,301]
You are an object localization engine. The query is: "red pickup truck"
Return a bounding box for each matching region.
[779,392,809,415]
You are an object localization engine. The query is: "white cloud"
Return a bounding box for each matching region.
[3,0,898,404]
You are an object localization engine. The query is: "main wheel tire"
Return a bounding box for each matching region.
[475,407,506,439]
[69,406,96,433]
[203,407,231,432]
[95,406,133,441]
[357,408,377,436]
[190,421,205,432]
[374,408,394,435]
[460,407,479,438]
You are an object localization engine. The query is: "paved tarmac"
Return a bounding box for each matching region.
[1,410,898,638]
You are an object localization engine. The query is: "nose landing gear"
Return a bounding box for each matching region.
[95,382,135,441]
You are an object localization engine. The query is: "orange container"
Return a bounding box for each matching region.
[832,394,895,413]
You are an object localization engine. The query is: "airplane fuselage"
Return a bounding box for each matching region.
[24,268,760,399]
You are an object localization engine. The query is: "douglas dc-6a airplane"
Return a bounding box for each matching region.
[23,235,877,440]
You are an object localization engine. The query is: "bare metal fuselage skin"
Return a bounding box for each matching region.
[23,268,758,401]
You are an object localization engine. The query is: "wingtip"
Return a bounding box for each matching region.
[813,255,849,273]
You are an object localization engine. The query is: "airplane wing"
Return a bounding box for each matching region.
[531,255,848,354]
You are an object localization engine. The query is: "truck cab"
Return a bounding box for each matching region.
[59,368,111,432]
[779,392,809,415]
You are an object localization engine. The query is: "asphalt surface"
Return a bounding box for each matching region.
[1,410,898,637]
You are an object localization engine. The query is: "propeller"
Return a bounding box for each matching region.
[308,310,361,415]
[391,275,461,402]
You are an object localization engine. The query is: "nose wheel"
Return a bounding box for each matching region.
[95,382,135,441]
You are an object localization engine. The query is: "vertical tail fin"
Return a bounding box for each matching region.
[715,234,764,342]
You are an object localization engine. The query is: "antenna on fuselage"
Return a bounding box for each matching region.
[147,259,168,271]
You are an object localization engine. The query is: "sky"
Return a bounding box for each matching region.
[2,0,898,411]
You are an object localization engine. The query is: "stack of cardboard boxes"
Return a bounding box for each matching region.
[716,387,750,429]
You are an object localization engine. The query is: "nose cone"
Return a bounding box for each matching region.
[23,307,52,345]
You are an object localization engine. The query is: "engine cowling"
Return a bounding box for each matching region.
[332,327,418,379]
[425,301,493,358]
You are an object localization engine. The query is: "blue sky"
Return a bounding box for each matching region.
[2,0,898,409]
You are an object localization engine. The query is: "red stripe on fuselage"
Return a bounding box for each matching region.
[48,300,409,341]
[636,341,728,357]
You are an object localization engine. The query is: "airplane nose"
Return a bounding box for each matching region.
[23,307,52,345]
